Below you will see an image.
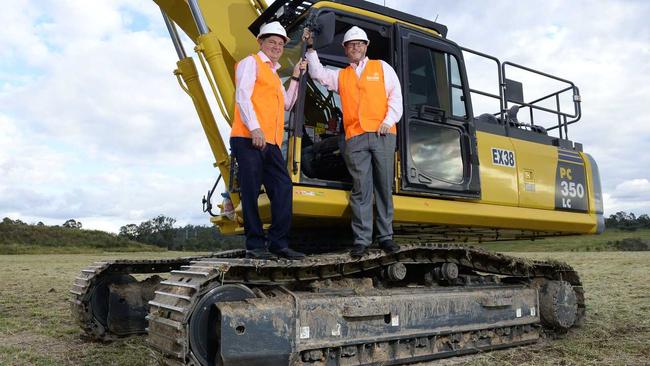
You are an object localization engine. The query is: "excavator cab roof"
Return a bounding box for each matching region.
[249,0,448,39]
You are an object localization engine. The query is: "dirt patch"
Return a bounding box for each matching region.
[2,331,83,361]
[611,238,650,251]
[308,277,374,293]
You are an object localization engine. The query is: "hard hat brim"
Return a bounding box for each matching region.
[257,33,290,43]
[342,39,369,46]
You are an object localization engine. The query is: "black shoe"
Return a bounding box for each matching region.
[379,239,400,253]
[271,247,306,260]
[245,249,277,260]
[350,244,368,259]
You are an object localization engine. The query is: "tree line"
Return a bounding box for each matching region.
[604,211,650,231]
[117,215,243,251]
[1,216,243,252]
[0,217,153,254]
[2,211,647,253]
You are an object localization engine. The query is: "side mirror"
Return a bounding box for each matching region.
[312,12,335,50]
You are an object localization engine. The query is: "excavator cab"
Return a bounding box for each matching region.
[240,1,599,243]
[274,5,481,200]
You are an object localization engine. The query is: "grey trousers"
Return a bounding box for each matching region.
[343,133,396,246]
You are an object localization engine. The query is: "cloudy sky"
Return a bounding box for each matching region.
[1,0,648,232]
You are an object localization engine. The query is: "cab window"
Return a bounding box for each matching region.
[407,44,467,118]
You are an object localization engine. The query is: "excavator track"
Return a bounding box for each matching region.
[70,256,211,340]
[144,244,584,365]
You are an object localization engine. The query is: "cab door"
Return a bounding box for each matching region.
[396,24,480,199]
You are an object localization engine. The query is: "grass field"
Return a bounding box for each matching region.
[0,250,648,365]
[481,229,650,252]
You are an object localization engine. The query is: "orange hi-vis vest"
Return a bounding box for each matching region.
[231,53,285,146]
[338,59,395,140]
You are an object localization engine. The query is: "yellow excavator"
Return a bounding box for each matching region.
[70,1,602,365]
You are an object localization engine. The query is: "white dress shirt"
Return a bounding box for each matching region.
[235,51,299,131]
[305,50,403,127]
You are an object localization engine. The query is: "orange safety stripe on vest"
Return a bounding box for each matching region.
[338,60,395,140]
[231,54,285,146]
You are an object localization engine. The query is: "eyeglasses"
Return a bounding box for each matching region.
[264,39,285,47]
[345,41,367,49]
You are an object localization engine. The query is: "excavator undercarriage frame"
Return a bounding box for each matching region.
[71,245,583,365]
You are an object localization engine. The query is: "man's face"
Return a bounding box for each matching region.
[344,41,368,64]
[258,35,285,63]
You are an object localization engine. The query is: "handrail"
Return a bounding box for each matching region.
[461,47,505,123]
[501,61,581,139]
[461,47,582,140]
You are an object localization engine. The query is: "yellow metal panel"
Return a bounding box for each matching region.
[155,0,264,59]
[511,139,556,209]
[155,0,201,41]
[581,153,601,234]
[475,131,518,206]
[211,183,599,235]
[197,0,265,61]
[392,194,596,233]
[289,186,597,234]
[293,186,350,218]
[287,136,302,183]
[582,153,596,214]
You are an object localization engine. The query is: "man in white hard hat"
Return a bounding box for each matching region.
[231,21,307,260]
[302,26,403,258]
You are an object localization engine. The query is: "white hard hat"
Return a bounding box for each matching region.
[257,21,289,43]
[342,26,369,46]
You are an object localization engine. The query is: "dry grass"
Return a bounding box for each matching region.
[0,251,648,365]
[480,229,650,252]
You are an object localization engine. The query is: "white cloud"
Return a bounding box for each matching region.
[0,114,68,185]
[610,179,650,201]
[0,1,222,232]
[0,110,218,232]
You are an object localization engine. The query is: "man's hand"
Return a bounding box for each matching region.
[377,122,391,136]
[250,128,266,150]
[302,27,313,46]
[292,58,308,78]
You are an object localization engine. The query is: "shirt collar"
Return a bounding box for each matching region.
[351,57,369,70]
[257,51,281,71]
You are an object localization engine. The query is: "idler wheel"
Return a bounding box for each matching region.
[539,280,578,332]
[89,274,137,330]
[189,284,256,366]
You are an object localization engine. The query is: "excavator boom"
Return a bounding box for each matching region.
[155,0,267,99]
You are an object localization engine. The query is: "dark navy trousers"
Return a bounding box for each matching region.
[230,137,292,251]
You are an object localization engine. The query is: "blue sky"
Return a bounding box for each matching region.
[1,0,649,232]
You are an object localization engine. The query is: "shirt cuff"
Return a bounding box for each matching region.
[238,103,261,131]
[245,118,261,131]
[381,119,396,128]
